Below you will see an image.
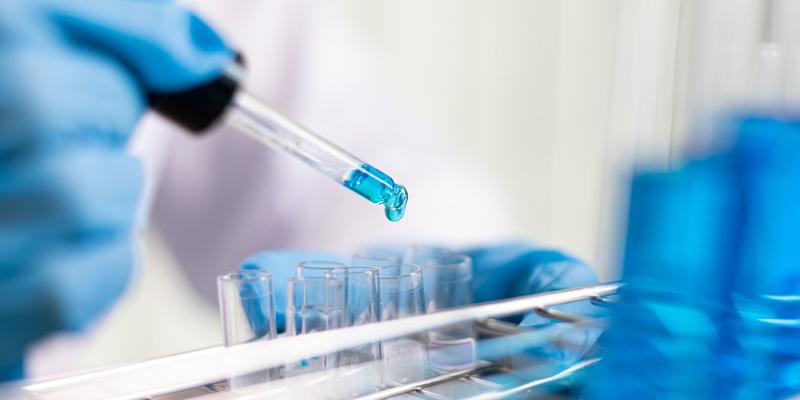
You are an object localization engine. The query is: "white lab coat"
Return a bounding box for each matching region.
[28,0,516,377]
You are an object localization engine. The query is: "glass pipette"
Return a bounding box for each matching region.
[225,92,408,221]
[149,61,408,222]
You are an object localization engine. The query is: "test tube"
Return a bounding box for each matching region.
[377,265,426,320]
[403,245,454,266]
[326,267,382,396]
[217,270,277,391]
[286,261,346,374]
[296,261,347,278]
[377,265,432,386]
[403,246,473,311]
[352,253,403,269]
[406,248,477,371]
[285,276,345,376]
[326,267,381,327]
[352,247,405,268]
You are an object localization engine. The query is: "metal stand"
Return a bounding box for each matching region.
[24,283,621,400]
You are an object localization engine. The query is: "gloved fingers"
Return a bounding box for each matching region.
[523,258,598,296]
[0,46,145,156]
[49,0,234,92]
[44,232,136,331]
[0,357,23,383]
[518,301,608,329]
[462,242,604,369]
[0,272,58,359]
[43,150,144,233]
[518,303,606,364]
[0,231,135,363]
[0,150,143,234]
[465,242,599,306]
[240,250,347,333]
[0,0,232,156]
[0,150,143,274]
[515,256,602,362]
[508,323,601,380]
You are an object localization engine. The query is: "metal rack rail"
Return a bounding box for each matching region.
[23,282,621,400]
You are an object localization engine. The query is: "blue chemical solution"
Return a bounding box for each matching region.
[344,164,408,222]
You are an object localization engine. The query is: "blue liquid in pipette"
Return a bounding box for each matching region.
[343,164,408,222]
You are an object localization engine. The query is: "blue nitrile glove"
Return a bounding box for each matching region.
[0,0,233,380]
[463,242,602,375]
[464,242,600,325]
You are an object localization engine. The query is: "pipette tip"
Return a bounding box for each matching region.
[384,184,408,222]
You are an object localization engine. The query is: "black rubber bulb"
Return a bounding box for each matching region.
[148,55,244,133]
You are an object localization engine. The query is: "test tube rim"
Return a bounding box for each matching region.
[351,253,404,268]
[327,266,381,277]
[377,264,423,280]
[287,275,345,284]
[296,260,348,277]
[218,270,273,283]
[405,245,457,267]
[418,254,473,269]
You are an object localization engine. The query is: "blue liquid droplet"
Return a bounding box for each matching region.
[343,164,408,222]
[384,184,408,222]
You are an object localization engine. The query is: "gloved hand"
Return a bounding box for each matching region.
[463,242,602,376]
[464,242,599,325]
[0,0,233,380]
[240,243,601,368]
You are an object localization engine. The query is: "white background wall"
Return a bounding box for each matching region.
[338,0,672,279]
[336,0,780,279]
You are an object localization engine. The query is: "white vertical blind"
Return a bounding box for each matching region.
[596,0,683,278]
